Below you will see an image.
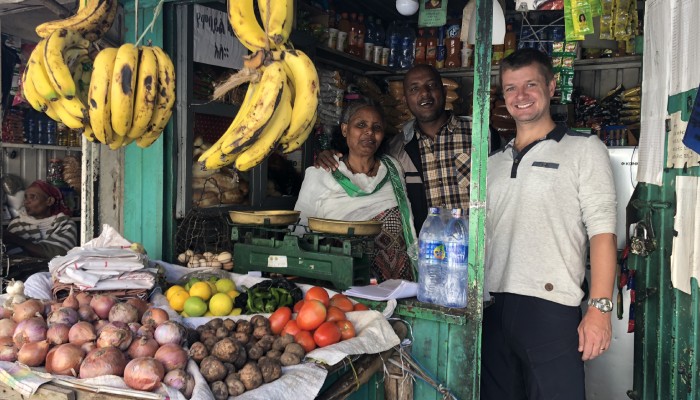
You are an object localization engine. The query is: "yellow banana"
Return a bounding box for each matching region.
[81,0,119,42]
[127,47,159,139]
[88,47,118,144]
[24,41,59,101]
[51,98,85,129]
[21,68,49,112]
[221,62,285,153]
[110,43,139,136]
[80,124,96,142]
[134,46,176,148]
[227,0,268,52]
[203,149,240,170]
[65,47,89,72]
[278,49,319,145]
[258,0,292,47]
[35,0,117,41]
[43,29,89,99]
[235,81,292,171]
[75,58,92,107]
[108,131,128,150]
[282,111,317,154]
[43,100,62,122]
[56,95,88,120]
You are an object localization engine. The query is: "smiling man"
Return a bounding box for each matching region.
[481,48,617,400]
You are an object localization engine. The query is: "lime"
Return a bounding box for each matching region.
[183,296,208,317]
[188,277,201,287]
[209,293,234,316]
[189,281,213,301]
[215,278,236,294]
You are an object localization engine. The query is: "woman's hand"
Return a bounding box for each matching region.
[314,150,342,171]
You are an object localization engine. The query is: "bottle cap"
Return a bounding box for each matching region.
[429,207,440,214]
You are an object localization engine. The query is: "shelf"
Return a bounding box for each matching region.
[190,102,240,118]
[1,143,81,152]
[313,46,394,76]
[574,56,643,71]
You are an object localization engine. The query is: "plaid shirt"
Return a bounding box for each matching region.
[414,114,472,210]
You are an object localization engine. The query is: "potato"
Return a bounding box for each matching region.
[215,327,230,339]
[266,349,282,360]
[257,335,275,353]
[212,337,241,363]
[199,329,216,343]
[236,320,252,334]
[233,331,250,344]
[223,319,236,332]
[203,336,218,351]
[258,357,282,383]
[206,318,224,330]
[252,325,271,340]
[188,341,209,363]
[225,373,246,396]
[233,345,248,369]
[238,362,263,390]
[210,380,228,400]
[200,356,227,383]
[280,352,301,366]
[223,362,236,374]
[284,343,305,359]
[250,315,270,328]
[247,344,264,361]
[272,334,294,351]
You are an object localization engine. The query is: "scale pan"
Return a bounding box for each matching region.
[308,217,382,236]
[229,210,300,226]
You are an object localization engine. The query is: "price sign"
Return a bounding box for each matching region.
[193,5,246,69]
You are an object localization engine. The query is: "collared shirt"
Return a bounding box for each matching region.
[414,114,472,211]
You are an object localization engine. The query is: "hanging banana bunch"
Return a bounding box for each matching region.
[199,0,319,171]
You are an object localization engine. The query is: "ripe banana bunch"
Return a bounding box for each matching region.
[228,0,293,51]
[21,29,93,138]
[87,44,175,150]
[35,0,118,41]
[198,49,319,171]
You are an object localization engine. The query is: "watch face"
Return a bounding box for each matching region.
[590,298,613,312]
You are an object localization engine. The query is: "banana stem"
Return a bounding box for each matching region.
[212,67,260,100]
[264,0,272,51]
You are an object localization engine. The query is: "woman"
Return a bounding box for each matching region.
[3,180,78,258]
[295,100,417,282]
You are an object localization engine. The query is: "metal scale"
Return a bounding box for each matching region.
[229,211,381,290]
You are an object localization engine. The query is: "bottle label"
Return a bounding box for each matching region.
[420,241,446,261]
[445,243,467,263]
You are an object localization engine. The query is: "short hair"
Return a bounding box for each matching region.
[332,98,389,157]
[403,64,444,91]
[499,48,555,88]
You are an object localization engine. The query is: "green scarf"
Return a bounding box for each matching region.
[332,156,417,277]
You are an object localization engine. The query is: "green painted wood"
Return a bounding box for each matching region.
[122,0,168,259]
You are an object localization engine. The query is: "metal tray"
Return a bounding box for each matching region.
[308,217,382,236]
[228,210,300,226]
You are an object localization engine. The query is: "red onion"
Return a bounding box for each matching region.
[127,335,160,359]
[90,295,117,320]
[0,318,16,337]
[13,317,47,348]
[128,322,141,335]
[76,292,93,306]
[79,346,127,378]
[69,321,97,345]
[0,337,18,362]
[47,307,79,326]
[40,300,55,317]
[17,340,49,367]
[125,298,149,321]
[12,299,44,322]
[97,322,133,351]
[78,305,99,322]
[0,306,13,319]
[154,321,185,346]
[154,343,188,371]
[163,368,190,393]
[62,288,80,310]
[46,343,84,376]
[80,341,96,353]
[47,323,71,345]
[137,324,155,338]
[183,374,195,399]
[94,319,110,333]
[108,302,139,324]
[141,307,169,327]
[124,357,165,392]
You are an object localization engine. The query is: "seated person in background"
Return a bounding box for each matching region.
[3,180,78,259]
[294,100,417,282]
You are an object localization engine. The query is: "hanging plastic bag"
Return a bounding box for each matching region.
[572,0,594,36]
[564,0,586,41]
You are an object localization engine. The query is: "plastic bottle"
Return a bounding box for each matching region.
[504,22,517,58]
[399,23,415,69]
[442,209,469,308]
[426,29,437,67]
[417,207,446,304]
[36,118,45,144]
[365,15,376,47]
[337,12,351,52]
[348,12,359,55]
[385,21,400,68]
[25,117,35,144]
[374,19,385,48]
[436,25,446,69]
[46,120,57,145]
[414,29,427,65]
[356,14,366,56]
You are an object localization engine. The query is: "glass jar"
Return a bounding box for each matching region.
[47,159,65,186]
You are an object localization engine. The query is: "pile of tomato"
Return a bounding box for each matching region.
[267,286,370,352]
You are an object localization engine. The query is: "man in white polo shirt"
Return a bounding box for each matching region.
[481,48,617,400]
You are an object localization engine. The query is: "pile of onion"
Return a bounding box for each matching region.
[12,299,44,322]
[79,346,127,379]
[124,357,165,392]
[46,343,84,376]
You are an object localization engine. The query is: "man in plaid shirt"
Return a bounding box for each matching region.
[316,64,472,232]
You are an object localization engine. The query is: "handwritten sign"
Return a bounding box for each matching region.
[193,5,245,69]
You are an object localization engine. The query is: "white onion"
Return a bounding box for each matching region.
[97,322,133,351]
[153,321,185,346]
[124,357,165,392]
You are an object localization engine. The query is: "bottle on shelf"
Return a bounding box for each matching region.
[374,19,385,49]
[356,14,366,58]
[436,25,446,69]
[399,23,416,69]
[385,21,400,68]
[337,12,351,52]
[415,29,427,65]
[348,12,359,55]
[36,118,46,145]
[46,120,57,145]
[365,15,375,47]
[441,208,468,308]
[24,117,35,144]
[504,22,517,58]
[426,28,437,67]
[417,207,446,305]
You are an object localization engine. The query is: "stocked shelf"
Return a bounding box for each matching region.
[574,55,643,70]
[0,143,82,152]
[313,45,394,75]
[190,102,240,118]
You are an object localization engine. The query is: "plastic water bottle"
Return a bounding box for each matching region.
[46,120,57,145]
[417,207,446,304]
[365,15,375,47]
[442,209,469,308]
[374,19,385,48]
[385,21,400,68]
[399,23,416,69]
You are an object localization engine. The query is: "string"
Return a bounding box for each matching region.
[135,0,166,46]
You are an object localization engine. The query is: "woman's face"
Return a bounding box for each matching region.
[341,106,385,158]
[23,186,54,218]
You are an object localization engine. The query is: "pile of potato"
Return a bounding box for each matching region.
[189,316,306,399]
[177,250,233,270]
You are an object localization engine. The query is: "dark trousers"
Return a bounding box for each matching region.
[481,293,585,400]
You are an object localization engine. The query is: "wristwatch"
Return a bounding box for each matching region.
[587,298,613,313]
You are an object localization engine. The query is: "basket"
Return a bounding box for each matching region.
[51,282,151,302]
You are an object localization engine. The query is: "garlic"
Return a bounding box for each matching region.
[6,280,25,296]
[11,294,27,304]
[177,253,188,263]
[210,261,223,269]
[216,252,232,263]
[185,249,194,257]
[203,252,214,261]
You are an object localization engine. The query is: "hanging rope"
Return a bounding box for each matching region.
[134,0,166,46]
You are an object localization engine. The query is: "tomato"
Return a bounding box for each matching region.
[295,330,316,353]
[313,321,342,347]
[353,303,369,311]
[293,299,305,313]
[269,307,292,335]
[305,286,330,308]
[296,299,327,331]
[281,319,301,337]
[336,320,356,341]
[325,306,346,322]
[329,294,354,313]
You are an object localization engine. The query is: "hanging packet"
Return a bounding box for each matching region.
[564,0,586,41]
[571,0,594,36]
